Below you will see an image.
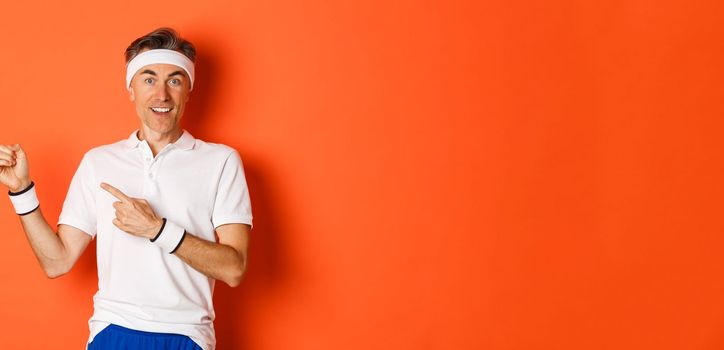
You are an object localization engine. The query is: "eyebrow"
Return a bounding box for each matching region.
[168,70,185,78]
[139,69,186,79]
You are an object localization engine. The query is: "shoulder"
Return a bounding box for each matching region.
[81,139,128,163]
[192,138,240,161]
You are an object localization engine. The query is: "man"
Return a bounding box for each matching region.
[0,27,253,350]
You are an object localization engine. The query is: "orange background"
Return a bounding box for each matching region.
[0,0,723,349]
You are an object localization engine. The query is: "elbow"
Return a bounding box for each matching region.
[226,277,241,288]
[44,266,68,279]
[43,262,71,279]
[225,263,246,288]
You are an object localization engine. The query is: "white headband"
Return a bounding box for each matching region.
[126,49,195,91]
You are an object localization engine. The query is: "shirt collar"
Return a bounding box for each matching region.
[124,129,196,151]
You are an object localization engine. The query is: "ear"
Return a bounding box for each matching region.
[128,86,135,102]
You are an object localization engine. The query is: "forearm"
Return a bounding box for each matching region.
[173,232,246,287]
[17,206,69,277]
[2,150,73,278]
[102,183,249,287]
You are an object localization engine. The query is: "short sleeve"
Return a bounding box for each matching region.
[58,153,97,237]
[211,150,253,230]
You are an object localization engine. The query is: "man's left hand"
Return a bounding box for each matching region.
[101,182,163,239]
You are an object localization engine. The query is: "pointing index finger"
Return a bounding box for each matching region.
[101,182,131,203]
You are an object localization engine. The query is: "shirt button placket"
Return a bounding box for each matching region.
[141,144,156,196]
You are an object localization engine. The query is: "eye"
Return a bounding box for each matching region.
[144,78,154,84]
[169,79,181,86]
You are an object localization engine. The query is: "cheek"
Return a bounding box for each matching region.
[174,91,190,105]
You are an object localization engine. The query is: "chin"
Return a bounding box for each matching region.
[142,120,175,133]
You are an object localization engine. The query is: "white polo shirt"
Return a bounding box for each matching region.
[58,129,253,350]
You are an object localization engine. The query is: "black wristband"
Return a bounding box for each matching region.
[169,231,187,254]
[8,181,34,196]
[150,218,167,242]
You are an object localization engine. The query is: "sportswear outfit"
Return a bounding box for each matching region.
[57,129,253,350]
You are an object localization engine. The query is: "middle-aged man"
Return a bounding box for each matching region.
[0,28,253,350]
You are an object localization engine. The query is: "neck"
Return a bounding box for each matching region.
[137,126,183,157]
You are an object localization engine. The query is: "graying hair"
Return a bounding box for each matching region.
[125,27,196,63]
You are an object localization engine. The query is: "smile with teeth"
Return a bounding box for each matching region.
[150,107,173,113]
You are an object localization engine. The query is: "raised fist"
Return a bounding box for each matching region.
[0,144,31,193]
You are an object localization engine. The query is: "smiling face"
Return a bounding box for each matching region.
[128,62,191,136]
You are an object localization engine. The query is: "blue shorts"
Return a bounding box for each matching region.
[87,324,203,350]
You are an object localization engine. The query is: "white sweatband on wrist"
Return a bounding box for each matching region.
[8,182,39,215]
[150,218,187,254]
[126,49,195,91]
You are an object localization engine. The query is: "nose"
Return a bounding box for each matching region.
[152,82,170,101]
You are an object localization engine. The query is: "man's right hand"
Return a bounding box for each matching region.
[0,144,31,192]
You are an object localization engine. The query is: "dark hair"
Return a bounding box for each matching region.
[124,27,196,63]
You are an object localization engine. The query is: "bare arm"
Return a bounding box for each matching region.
[173,223,250,287]
[1,144,92,278]
[101,182,250,287]
[18,207,93,278]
